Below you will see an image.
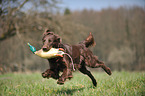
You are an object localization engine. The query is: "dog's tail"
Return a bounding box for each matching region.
[81,32,96,48]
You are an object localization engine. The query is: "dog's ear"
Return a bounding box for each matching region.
[57,37,61,43]
[55,35,62,43]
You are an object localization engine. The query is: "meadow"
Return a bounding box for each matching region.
[0,71,144,96]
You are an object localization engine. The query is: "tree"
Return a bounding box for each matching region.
[64,8,71,15]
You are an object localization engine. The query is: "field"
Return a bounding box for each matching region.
[0,71,144,96]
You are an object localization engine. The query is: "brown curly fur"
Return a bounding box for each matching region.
[41,30,112,87]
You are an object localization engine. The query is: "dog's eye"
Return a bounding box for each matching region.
[49,40,52,42]
[43,40,46,42]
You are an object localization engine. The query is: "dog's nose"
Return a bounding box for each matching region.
[43,47,48,51]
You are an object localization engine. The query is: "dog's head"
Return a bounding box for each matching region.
[42,29,61,51]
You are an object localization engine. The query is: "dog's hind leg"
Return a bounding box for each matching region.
[94,62,112,75]
[79,62,97,87]
[91,56,112,75]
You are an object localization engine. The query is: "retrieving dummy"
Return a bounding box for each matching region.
[27,43,65,59]
[27,43,75,70]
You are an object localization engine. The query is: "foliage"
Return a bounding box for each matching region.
[0,71,144,96]
[108,46,135,71]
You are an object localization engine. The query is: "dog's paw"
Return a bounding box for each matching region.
[57,80,64,85]
[42,72,50,78]
[42,73,47,78]
[57,77,66,85]
[68,75,73,80]
[106,68,112,75]
[68,76,73,80]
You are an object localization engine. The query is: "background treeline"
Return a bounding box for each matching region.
[0,0,144,73]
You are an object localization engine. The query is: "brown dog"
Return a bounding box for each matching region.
[41,30,112,87]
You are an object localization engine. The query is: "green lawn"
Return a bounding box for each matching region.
[0,71,144,96]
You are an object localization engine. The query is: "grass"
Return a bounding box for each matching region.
[0,71,144,96]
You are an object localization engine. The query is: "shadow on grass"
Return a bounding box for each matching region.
[55,87,85,95]
[54,85,96,95]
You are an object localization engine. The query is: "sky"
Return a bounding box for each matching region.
[59,0,145,11]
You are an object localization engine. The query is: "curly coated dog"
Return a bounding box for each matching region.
[41,30,112,87]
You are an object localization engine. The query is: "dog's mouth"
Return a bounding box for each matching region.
[43,48,49,52]
[42,46,52,52]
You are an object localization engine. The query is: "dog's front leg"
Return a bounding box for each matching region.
[57,58,69,85]
[42,69,59,79]
[57,67,68,85]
